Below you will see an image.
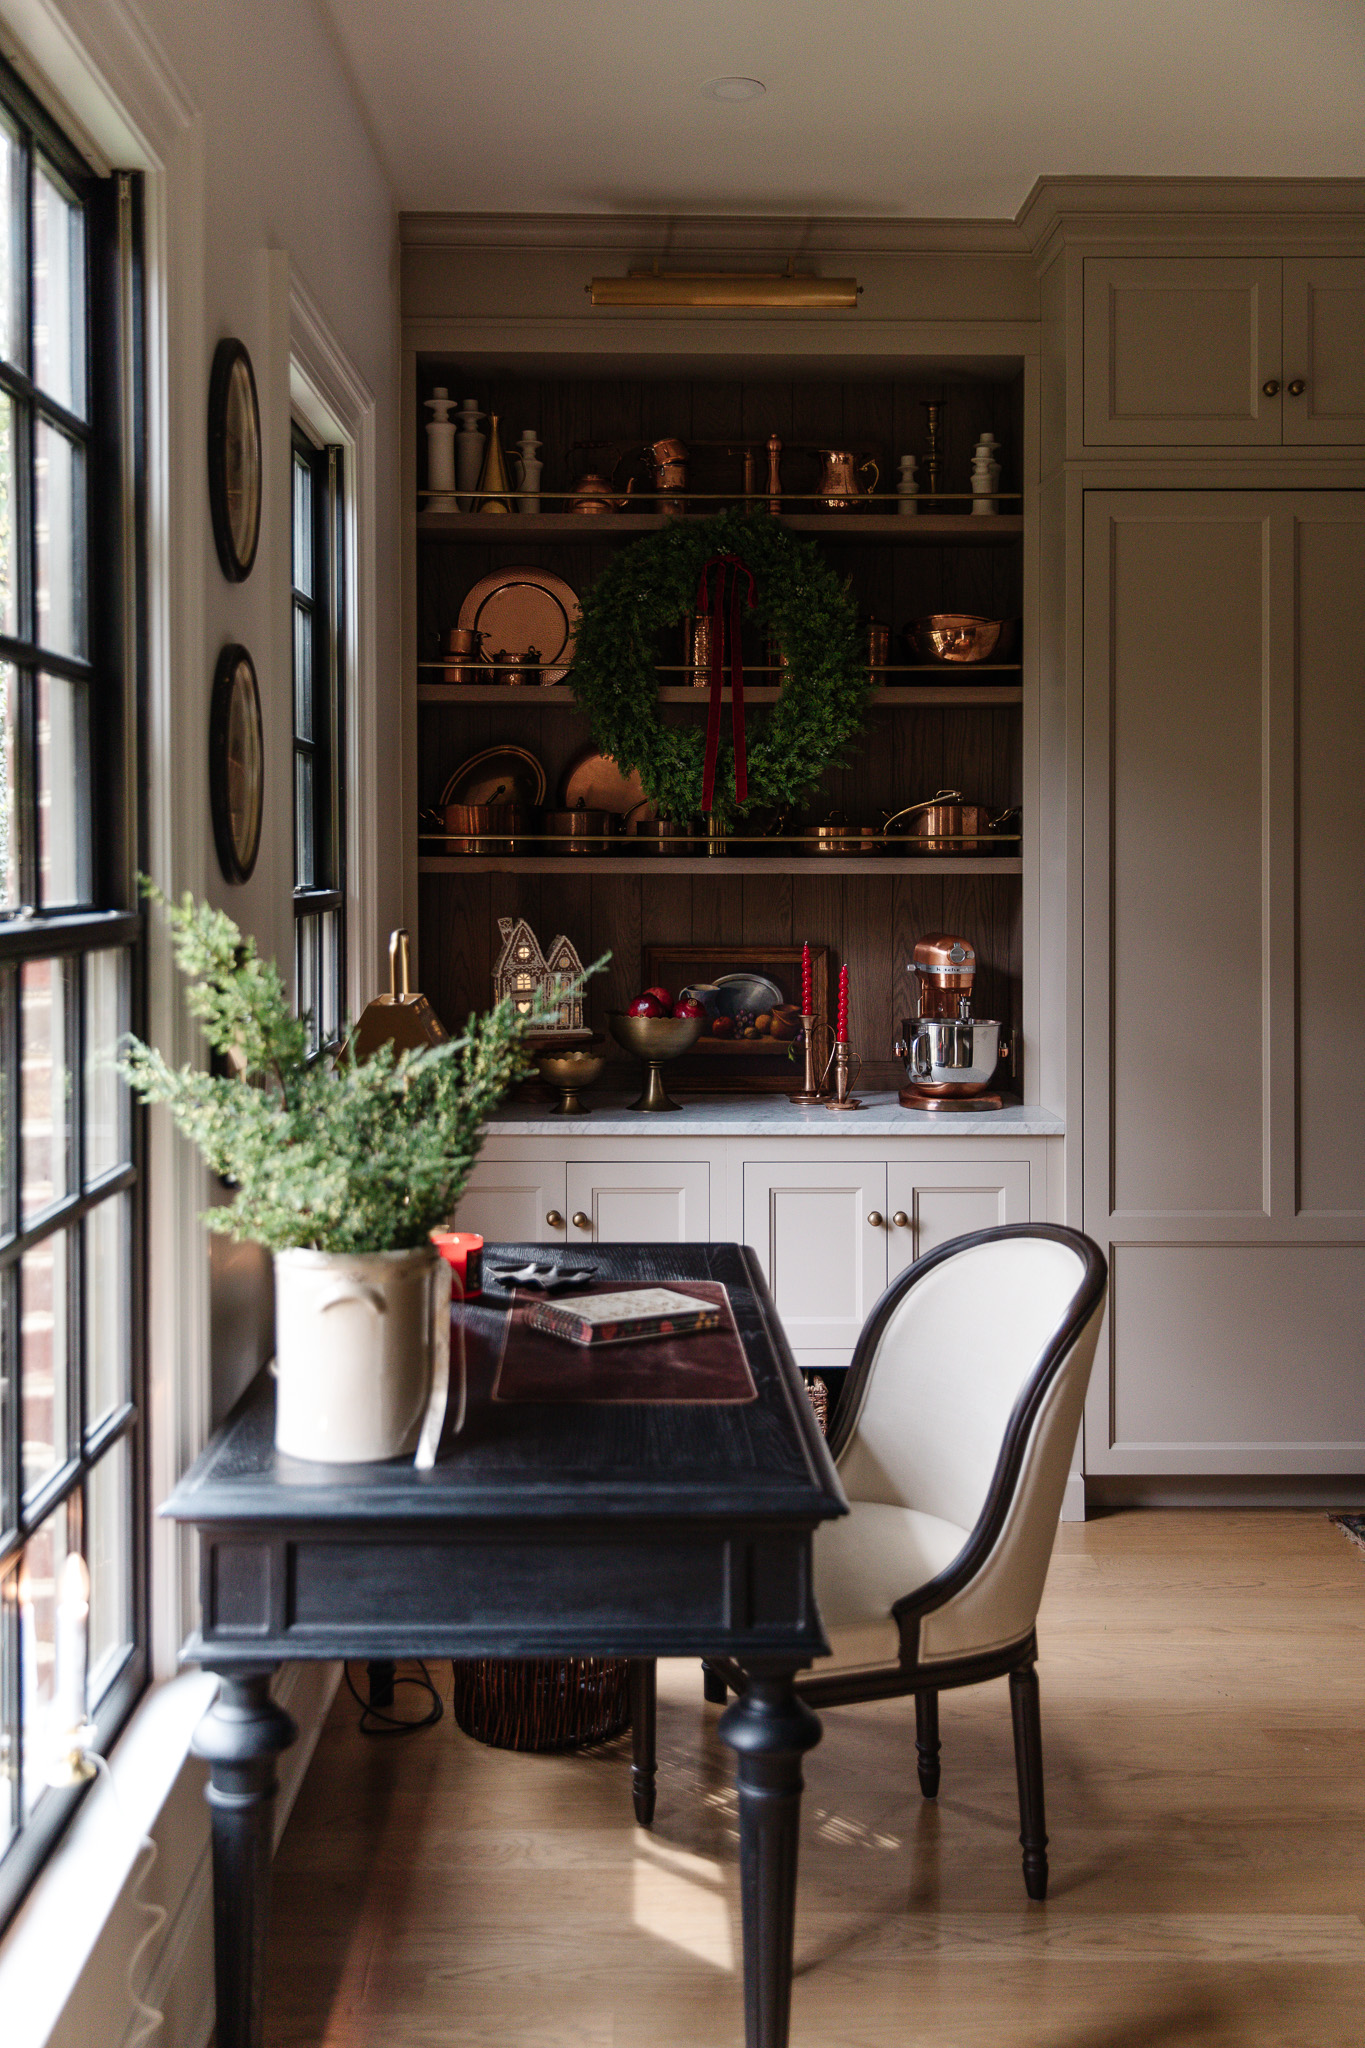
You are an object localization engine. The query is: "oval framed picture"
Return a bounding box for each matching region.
[209,644,264,883]
[207,337,262,582]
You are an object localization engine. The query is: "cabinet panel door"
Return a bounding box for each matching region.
[886,1160,1031,1282]
[453,1161,567,1246]
[1084,258,1282,446]
[743,1162,887,1355]
[565,1161,709,1244]
[1283,259,1365,445]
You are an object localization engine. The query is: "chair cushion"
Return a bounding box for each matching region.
[813,1501,969,1674]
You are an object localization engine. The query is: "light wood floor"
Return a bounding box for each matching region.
[264,1511,1365,2046]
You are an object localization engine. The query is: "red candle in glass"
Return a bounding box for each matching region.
[801,941,813,1016]
[430,1229,483,1300]
[836,964,850,1043]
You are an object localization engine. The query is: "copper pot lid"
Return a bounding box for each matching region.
[457,569,579,682]
[441,745,547,809]
[558,742,648,815]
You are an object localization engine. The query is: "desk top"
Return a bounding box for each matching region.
[163,1241,846,1533]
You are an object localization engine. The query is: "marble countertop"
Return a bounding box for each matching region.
[484,1091,1064,1138]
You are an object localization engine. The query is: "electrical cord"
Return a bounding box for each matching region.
[344,1661,444,1735]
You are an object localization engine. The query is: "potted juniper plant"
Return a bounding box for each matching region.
[123,893,543,1463]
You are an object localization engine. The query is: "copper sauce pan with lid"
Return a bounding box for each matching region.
[883,789,1020,855]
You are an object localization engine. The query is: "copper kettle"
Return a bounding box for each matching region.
[817,448,878,510]
[569,471,636,513]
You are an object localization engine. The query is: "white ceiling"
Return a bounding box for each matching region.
[320,0,1365,219]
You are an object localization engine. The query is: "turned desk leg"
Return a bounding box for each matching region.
[629,1658,657,1826]
[719,1663,821,2048]
[192,1668,298,2048]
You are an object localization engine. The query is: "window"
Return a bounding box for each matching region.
[0,62,143,1928]
[291,423,344,1053]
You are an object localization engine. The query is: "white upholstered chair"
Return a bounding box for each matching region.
[705,1223,1108,1900]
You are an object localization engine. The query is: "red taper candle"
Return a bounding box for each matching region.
[836,963,849,1043]
[801,940,813,1016]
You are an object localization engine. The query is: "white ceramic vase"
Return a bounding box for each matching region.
[273,1246,450,1463]
[455,398,485,512]
[897,452,919,515]
[425,387,459,509]
[515,428,543,513]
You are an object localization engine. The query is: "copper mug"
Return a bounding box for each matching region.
[817,448,878,510]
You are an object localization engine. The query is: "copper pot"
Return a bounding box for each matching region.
[884,791,1020,855]
[439,801,533,854]
[541,808,619,854]
[801,817,881,856]
[442,626,484,684]
[647,436,688,509]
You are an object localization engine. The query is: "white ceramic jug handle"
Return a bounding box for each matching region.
[415,1259,457,1470]
[317,1280,389,1317]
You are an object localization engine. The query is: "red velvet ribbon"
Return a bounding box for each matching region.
[697,552,757,813]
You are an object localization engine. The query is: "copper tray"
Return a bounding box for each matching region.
[558,742,647,815]
[441,745,547,809]
[457,569,579,683]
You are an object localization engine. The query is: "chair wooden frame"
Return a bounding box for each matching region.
[697,1223,1109,1900]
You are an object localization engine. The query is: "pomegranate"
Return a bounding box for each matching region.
[627,993,667,1018]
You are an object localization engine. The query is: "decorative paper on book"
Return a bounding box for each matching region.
[491,1280,757,1404]
[526,1286,721,1347]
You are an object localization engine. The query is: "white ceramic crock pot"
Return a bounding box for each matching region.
[273,1245,450,1463]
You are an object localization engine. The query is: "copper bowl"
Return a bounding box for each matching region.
[906,615,1018,665]
[439,801,533,854]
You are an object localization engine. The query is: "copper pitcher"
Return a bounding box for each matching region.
[817,448,878,510]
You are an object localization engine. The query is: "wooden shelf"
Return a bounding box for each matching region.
[417,681,1023,707]
[416,510,1023,545]
[418,855,1023,877]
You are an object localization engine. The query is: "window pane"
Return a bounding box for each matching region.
[321,908,340,1045]
[84,948,129,1180]
[21,954,70,1223]
[36,670,89,905]
[21,1230,68,1499]
[34,418,85,658]
[0,392,15,638]
[0,110,20,367]
[84,1193,128,1430]
[295,751,314,887]
[292,454,312,597]
[31,162,85,418]
[0,662,17,909]
[293,601,313,741]
[297,913,318,1051]
[19,1497,72,1820]
[87,1435,131,1701]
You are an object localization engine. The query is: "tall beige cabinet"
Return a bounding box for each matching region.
[1042,207,1365,1494]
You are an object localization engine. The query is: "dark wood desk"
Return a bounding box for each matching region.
[162,1242,846,2048]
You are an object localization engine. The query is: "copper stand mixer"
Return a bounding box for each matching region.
[894,934,1009,1110]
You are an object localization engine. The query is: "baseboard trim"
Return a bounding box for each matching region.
[1085,1474,1365,1511]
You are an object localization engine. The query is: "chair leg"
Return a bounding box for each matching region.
[629,1659,657,1827]
[1009,1659,1049,1901]
[702,1661,729,1705]
[914,1689,941,1799]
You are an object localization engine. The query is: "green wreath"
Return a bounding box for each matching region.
[570,508,868,826]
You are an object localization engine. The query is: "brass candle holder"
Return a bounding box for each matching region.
[789,1015,831,1104]
[825,1040,864,1111]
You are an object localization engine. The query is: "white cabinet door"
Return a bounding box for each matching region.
[452,1160,567,1246]
[743,1161,888,1356]
[565,1160,709,1243]
[1282,259,1365,445]
[885,1160,1032,1282]
[1083,257,1282,447]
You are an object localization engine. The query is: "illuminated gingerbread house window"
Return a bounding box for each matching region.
[494,918,585,1033]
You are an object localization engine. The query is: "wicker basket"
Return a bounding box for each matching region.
[450,1656,632,1752]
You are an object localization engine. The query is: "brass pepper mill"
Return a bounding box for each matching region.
[921,401,941,505]
[767,433,783,513]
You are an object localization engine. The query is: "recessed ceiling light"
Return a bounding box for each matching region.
[701,77,766,103]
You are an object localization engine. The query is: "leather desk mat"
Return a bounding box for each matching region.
[471,1280,757,1405]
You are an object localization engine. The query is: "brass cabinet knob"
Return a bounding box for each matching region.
[571,1211,591,1230]
[1262,379,1281,397]
[1288,379,1307,397]
[545,1210,565,1229]
[892,1211,910,1228]
[867,1211,884,1228]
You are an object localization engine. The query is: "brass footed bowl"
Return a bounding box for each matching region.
[534,1048,606,1115]
[607,1011,705,1113]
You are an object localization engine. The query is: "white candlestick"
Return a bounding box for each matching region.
[54,1552,89,1735]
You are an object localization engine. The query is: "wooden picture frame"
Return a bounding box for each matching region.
[208,337,262,582]
[209,643,264,883]
[642,943,830,1093]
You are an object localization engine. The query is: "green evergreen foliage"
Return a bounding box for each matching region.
[569,508,869,825]
[122,893,593,1254]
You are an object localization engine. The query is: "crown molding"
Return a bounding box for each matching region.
[399,210,1031,256]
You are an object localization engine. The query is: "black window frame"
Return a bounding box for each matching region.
[290,421,345,1054]
[0,56,146,1932]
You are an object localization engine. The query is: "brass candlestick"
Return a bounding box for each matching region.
[789,1015,831,1103]
[825,1040,864,1111]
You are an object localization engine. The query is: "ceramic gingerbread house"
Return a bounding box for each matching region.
[494,917,585,1033]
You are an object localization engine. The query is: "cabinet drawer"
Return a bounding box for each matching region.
[743,1162,888,1354]
[1084,258,1282,447]
[565,1161,709,1243]
[886,1160,1032,1282]
[453,1161,567,1246]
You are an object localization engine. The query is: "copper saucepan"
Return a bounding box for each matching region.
[884,790,1020,855]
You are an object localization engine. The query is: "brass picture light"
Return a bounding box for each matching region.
[587,265,860,310]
